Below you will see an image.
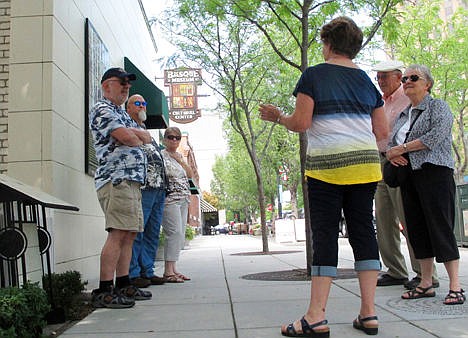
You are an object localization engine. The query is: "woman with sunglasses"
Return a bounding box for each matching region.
[160,127,193,283]
[386,64,464,305]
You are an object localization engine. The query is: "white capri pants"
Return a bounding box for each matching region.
[162,198,189,261]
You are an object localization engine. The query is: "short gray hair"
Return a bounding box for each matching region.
[406,64,434,93]
[164,126,181,138]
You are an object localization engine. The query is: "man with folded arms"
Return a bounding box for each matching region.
[373,60,438,289]
[89,68,153,308]
[127,94,167,288]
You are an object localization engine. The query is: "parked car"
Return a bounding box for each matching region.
[212,224,229,235]
[282,211,297,220]
[339,208,376,238]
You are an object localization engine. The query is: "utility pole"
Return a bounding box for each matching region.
[277,173,282,218]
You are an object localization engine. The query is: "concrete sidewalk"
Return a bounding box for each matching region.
[60,235,467,338]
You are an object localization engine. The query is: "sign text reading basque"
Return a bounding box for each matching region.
[164,69,202,85]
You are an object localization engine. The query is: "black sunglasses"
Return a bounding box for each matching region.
[401,75,423,83]
[166,135,181,141]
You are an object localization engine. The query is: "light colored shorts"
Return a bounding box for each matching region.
[97,180,143,232]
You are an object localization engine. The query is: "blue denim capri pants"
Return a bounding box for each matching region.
[308,177,381,277]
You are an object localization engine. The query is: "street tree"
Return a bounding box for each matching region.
[161,0,402,257]
[211,142,260,222]
[170,0,402,265]
[160,5,307,251]
[202,191,219,209]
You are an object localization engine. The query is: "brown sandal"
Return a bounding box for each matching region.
[176,273,191,281]
[163,274,184,283]
[402,285,435,299]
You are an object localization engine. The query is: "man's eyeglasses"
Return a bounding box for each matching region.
[401,75,423,83]
[375,74,389,81]
[166,135,181,141]
[133,101,147,107]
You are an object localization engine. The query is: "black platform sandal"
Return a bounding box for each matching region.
[353,315,378,335]
[281,317,330,337]
[444,289,465,305]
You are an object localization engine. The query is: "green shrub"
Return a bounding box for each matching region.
[159,230,166,246]
[160,225,194,246]
[252,223,261,230]
[42,270,88,320]
[0,282,50,338]
[185,225,195,241]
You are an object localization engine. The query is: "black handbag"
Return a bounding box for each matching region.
[383,153,410,188]
[383,108,421,187]
[383,160,399,187]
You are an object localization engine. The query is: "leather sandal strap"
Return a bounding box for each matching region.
[416,285,433,293]
[300,317,328,334]
[359,315,378,322]
[285,323,297,335]
[447,289,466,300]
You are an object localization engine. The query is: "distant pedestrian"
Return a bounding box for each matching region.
[89,68,152,308]
[260,16,387,336]
[386,64,465,305]
[372,60,439,290]
[127,94,167,288]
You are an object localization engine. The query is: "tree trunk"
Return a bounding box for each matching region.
[299,132,312,275]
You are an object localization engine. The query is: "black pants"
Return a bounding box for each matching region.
[400,163,459,262]
[307,177,379,276]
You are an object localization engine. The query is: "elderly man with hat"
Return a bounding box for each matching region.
[89,67,153,308]
[373,60,438,289]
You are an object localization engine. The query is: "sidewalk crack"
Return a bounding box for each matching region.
[221,247,239,338]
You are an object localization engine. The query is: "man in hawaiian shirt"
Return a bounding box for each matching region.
[89,68,152,308]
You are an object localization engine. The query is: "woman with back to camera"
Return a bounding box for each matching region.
[259,16,387,337]
[386,64,464,305]
[161,127,193,283]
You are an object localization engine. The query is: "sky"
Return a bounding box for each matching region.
[142,0,228,192]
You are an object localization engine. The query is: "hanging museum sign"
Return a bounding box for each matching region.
[164,68,202,124]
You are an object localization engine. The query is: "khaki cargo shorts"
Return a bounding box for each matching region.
[97,180,143,232]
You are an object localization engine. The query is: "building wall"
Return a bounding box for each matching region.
[440,0,467,20]
[7,0,159,288]
[0,1,9,174]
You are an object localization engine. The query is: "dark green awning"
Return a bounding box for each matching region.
[124,57,169,129]
[188,178,200,195]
